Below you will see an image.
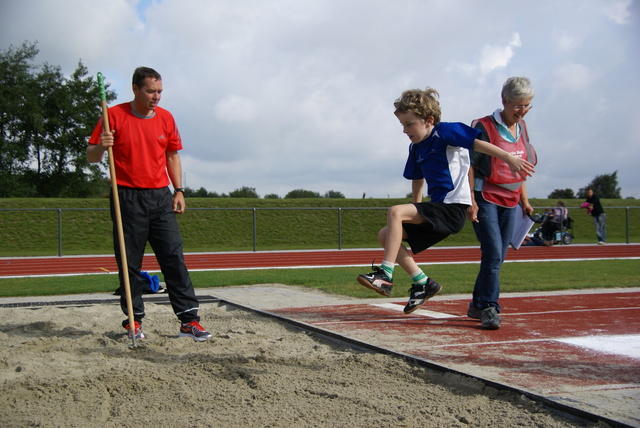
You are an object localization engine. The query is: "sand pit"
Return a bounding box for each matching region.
[0,299,606,427]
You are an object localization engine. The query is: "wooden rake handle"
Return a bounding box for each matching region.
[97,73,137,346]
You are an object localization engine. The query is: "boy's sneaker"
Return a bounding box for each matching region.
[123,321,144,340]
[466,304,482,320]
[403,278,441,314]
[357,265,393,297]
[480,307,501,330]
[179,321,212,342]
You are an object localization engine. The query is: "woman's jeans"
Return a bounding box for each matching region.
[471,193,517,313]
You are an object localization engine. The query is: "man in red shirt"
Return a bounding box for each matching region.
[87,67,210,342]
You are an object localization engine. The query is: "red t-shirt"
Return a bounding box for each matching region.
[88,103,183,189]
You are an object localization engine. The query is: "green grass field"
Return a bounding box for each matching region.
[0,259,638,299]
[1,197,639,257]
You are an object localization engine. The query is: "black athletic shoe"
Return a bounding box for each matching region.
[480,307,501,330]
[403,278,441,314]
[467,304,482,320]
[357,265,393,297]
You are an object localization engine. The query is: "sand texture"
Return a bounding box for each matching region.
[0,300,608,427]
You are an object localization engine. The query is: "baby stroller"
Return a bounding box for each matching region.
[531,211,574,245]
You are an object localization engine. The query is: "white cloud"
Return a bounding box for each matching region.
[479,33,522,75]
[552,62,599,91]
[552,31,582,52]
[603,0,633,24]
[213,95,257,123]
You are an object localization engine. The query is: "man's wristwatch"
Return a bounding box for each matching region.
[174,187,185,195]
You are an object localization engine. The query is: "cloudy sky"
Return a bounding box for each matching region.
[1,0,639,199]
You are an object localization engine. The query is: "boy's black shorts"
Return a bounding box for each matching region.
[403,202,469,254]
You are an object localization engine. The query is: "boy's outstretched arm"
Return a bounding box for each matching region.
[472,139,535,180]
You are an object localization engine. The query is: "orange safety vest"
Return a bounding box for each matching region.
[473,116,537,208]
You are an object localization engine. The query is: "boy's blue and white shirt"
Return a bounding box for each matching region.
[403,122,480,204]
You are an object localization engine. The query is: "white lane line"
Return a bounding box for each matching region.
[556,334,640,359]
[371,302,458,318]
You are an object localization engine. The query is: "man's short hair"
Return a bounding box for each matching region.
[132,67,161,88]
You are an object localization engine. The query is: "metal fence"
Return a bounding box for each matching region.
[1,206,638,257]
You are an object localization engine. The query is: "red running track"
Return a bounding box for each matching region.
[1,244,638,278]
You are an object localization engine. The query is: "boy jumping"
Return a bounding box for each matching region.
[357,87,534,314]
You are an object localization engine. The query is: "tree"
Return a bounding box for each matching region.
[264,193,281,199]
[548,188,575,199]
[0,41,40,195]
[324,190,345,198]
[285,189,321,198]
[0,41,117,197]
[229,186,259,198]
[577,171,621,199]
[183,187,228,197]
[188,187,211,197]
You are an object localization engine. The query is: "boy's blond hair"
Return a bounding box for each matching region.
[393,87,441,124]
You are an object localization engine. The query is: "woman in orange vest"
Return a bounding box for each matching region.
[467,77,537,330]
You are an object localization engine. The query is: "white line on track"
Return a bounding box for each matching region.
[313,304,640,326]
[370,302,457,318]
[556,334,640,359]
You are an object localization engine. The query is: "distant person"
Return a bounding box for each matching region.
[584,188,606,244]
[540,200,568,242]
[553,200,568,222]
[87,66,211,341]
[522,235,545,246]
[467,77,537,330]
[356,87,534,316]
